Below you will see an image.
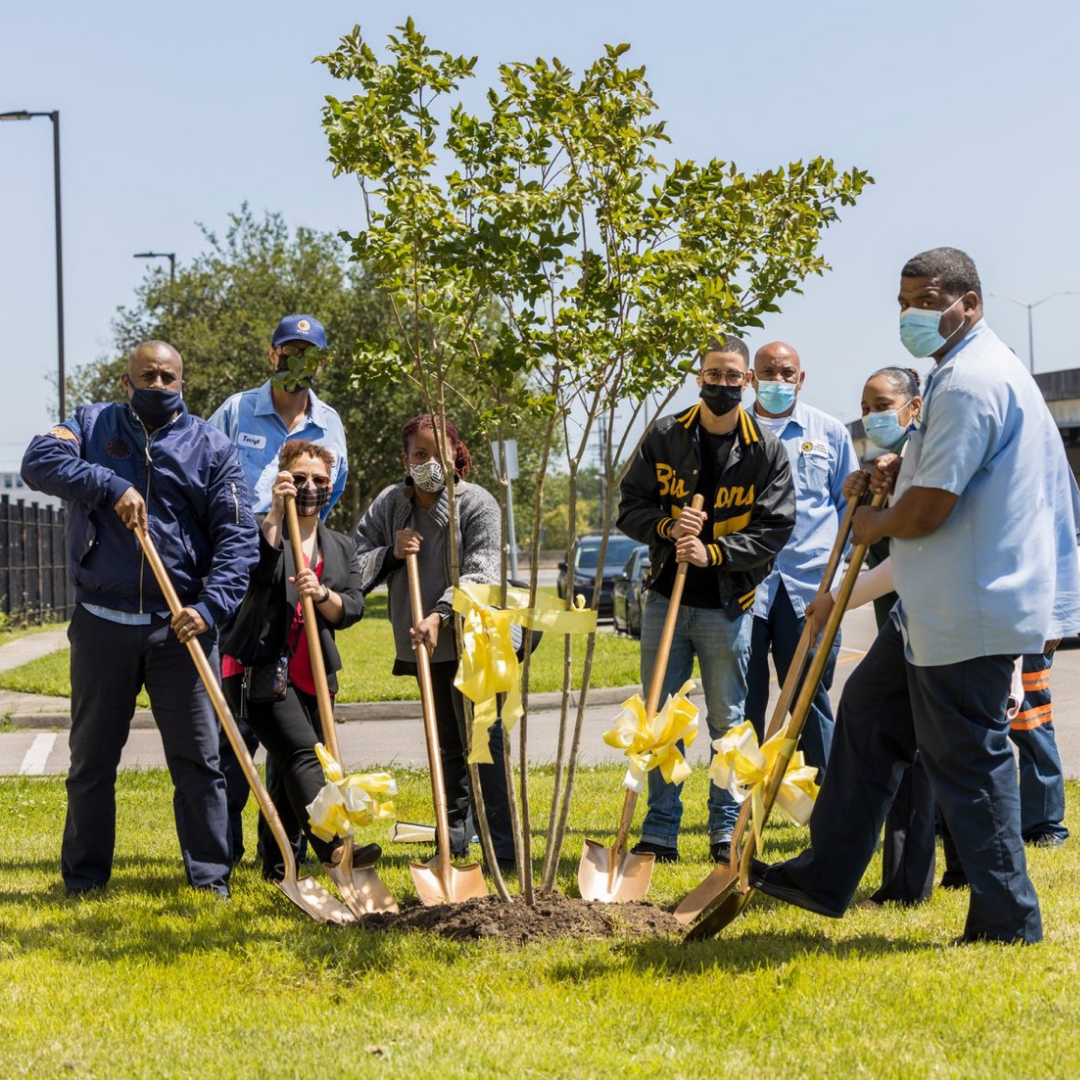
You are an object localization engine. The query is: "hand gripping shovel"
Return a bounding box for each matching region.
[405,552,488,906]
[674,494,860,926]
[135,524,353,925]
[681,492,886,941]
[578,494,706,903]
[284,497,398,916]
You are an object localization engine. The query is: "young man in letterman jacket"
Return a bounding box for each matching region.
[617,334,795,864]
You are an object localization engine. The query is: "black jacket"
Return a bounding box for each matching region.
[221,521,364,695]
[617,402,795,620]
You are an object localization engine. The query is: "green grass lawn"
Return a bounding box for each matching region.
[0,594,651,704]
[3,768,1080,1078]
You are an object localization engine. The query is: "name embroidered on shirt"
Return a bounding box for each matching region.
[238,432,267,450]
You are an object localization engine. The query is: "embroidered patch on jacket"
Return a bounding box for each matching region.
[47,425,79,443]
[107,437,132,459]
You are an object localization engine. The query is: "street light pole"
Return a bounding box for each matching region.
[133,251,176,284]
[990,291,1078,374]
[1,109,65,419]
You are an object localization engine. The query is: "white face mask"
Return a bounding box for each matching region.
[409,460,445,493]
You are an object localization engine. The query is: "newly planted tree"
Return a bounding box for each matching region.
[318,20,872,901]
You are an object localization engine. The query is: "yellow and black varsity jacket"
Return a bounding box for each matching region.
[617,402,795,620]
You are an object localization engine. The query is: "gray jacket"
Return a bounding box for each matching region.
[354,478,502,619]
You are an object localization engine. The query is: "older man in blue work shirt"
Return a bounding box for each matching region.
[744,341,859,773]
[752,247,1080,944]
[208,314,348,521]
[208,313,349,864]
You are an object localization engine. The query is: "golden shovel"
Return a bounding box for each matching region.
[405,551,488,906]
[284,496,398,917]
[578,494,705,903]
[681,492,886,941]
[135,524,354,925]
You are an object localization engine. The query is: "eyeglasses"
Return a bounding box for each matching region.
[289,471,331,487]
[700,370,745,386]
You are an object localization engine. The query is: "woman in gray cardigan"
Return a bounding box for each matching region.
[354,414,516,871]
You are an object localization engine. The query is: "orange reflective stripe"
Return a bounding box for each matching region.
[1011,703,1053,731]
[1021,673,1050,691]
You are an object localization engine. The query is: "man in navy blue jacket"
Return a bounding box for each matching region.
[22,341,259,898]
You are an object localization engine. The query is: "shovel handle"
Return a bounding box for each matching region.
[736,490,886,886]
[405,552,453,880]
[134,524,300,883]
[610,493,705,867]
[283,496,341,764]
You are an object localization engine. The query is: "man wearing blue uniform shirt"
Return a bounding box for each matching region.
[745,341,859,773]
[21,341,259,898]
[752,248,1080,944]
[208,314,349,863]
[208,314,348,520]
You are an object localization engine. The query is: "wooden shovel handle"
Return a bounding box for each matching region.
[283,497,340,763]
[736,490,886,886]
[134,524,300,882]
[405,552,453,878]
[612,493,706,860]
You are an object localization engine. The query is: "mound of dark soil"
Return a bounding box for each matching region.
[363,890,681,943]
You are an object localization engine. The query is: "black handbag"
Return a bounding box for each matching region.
[242,651,291,704]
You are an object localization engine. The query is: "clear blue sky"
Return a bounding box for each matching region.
[2,0,1078,470]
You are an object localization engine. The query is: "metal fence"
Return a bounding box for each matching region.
[0,494,72,624]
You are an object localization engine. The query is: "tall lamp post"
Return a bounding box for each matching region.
[990,291,1078,374]
[133,251,176,284]
[0,109,65,419]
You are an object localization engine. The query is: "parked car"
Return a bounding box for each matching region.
[612,545,651,638]
[556,532,641,617]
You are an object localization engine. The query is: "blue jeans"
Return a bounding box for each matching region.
[637,590,752,848]
[745,581,837,776]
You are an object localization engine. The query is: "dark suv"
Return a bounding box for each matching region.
[556,532,641,617]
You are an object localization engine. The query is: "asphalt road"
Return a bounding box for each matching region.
[5,604,1080,780]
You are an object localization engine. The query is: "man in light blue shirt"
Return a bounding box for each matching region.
[207,313,349,864]
[745,341,859,773]
[752,248,1078,945]
[208,314,348,520]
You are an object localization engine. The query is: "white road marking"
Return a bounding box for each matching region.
[19,733,56,776]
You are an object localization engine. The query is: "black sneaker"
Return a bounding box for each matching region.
[1027,832,1066,849]
[938,868,969,890]
[630,841,679,864]
[351,842,383,867]
[63,882,106,899]
[749,860,845,918]
[710,841,732,864]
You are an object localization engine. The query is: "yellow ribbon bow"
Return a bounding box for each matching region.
[602,679,699,793]
[709,720,819,857]
[306,743,398,843]
[452,583,598,764]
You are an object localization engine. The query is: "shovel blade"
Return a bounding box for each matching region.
[325,863,399,916]
[409,859,488,906]
[276,875,356,925]
[674,861,740,925]
[682,882,754,942]
[577,839,655,903]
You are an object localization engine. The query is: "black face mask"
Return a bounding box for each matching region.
[700,383,743,416]
[274,352,316,392]
[130,388,183,430]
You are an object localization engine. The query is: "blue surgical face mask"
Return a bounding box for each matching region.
[863,402,913,452]
[755,379,797,415]
[898,297,965,359]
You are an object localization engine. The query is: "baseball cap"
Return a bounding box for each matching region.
[271,314,327,350]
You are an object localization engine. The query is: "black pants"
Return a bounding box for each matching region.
[425,661,516,865]
[64,606,231,893]
[770,619,1041,943]
[222,676,332,879]
[872,753,936,904]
